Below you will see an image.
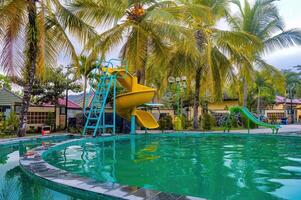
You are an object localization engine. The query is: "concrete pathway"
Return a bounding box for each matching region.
[137,124,301,135]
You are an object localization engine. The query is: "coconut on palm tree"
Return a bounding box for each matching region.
[0,0,96,136]
[71,0,208,84]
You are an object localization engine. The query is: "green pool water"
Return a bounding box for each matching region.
[44,134,301,200]
[0,135,85,200]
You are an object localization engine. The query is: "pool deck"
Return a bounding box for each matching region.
[137,124,301,135]
[19,139,204,200]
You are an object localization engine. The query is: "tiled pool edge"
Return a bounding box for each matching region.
[19,138,204,200]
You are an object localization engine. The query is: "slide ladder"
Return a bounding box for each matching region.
[230,106,281,134]
[82,70,116,137]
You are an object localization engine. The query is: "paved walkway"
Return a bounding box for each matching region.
[137,124,301,135]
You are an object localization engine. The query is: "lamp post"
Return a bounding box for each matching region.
[65,64,73,130]
[168,76,187,130]
[289,83,296,124]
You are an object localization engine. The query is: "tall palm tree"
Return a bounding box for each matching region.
[229,0,301,106]
[164,0,261,129]
[71,0,206,84]
[0,0,96,136]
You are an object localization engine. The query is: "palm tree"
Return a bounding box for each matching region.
[0,0,96,136]
[71,0,205,84]
[229,0,301,106]
[253,66,285,113]
[161,0,261,129]
[78,55,98,112]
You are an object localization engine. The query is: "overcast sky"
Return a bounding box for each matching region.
[262,0,301,70]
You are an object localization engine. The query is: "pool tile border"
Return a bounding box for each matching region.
[19,138,205,200]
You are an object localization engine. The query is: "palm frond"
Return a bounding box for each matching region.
[264,29,301,52]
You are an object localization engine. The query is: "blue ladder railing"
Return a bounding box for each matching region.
[82,61,116,137]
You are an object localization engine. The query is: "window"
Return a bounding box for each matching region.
[15,105,21,114]
[60,107,66,115]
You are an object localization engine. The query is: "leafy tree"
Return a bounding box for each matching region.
[248,66,285,113]
[283,69,301,98]
[0,0,96,136]
[31,67,82,130]
[0,74,12,90]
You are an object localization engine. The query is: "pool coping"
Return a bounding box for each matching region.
[19,136,205,200]
[0,133,79,146]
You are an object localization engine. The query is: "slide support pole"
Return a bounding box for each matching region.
[130,115,136,134]
[247,119,250,134]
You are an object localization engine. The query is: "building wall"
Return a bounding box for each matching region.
[208,100,239,111]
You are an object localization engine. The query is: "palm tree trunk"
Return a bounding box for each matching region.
[257,87,260,114]
[193,67,202,129]
[82,76,87,113]
[243,78,248,107]
[18,0,38,137]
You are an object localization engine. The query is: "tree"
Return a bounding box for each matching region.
[31,67,81,130]
[0,0,96,136]
[150,0,261,129]
[248,66,285,113]
[229,0,301,106]
[0,74,12,90]
[78,55,98,112]
[72,0,200,84]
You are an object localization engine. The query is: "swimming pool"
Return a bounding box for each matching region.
[43,133,301,200]
[0,135,85,200]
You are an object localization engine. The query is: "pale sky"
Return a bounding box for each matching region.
[263,0,301,69]
[1,0,301,73]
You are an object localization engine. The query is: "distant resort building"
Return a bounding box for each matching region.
[0,87,81,130]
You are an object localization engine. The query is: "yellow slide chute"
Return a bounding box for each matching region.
[104,68,159,129]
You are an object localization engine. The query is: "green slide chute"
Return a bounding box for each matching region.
[229,106,281,134]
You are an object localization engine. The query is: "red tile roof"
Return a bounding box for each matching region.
[275,96,301,104]
[42,98,81,109]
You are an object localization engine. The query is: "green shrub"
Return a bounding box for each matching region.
[231,114,238,128]
[158,114,173,132]
[0,112,6,134]
[5,112,19,133]
[202,113,215,130]
[241,115,257,129]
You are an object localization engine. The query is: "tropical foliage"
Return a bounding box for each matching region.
[1,0,301,134]
[229,0,301,106]
[0,0,95,136]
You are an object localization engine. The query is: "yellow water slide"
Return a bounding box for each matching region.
[104,68,159,129]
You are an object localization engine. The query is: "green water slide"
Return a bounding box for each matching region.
[229,106,281,134]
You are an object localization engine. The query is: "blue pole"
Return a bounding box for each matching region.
[130,115,136,134]
[113,76,116,135]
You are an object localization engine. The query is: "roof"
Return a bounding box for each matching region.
[42,98,81,109]
[69,91,94,108]
[275,95,301,104]
[0,87,23,105]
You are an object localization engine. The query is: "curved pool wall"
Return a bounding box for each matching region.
[20,135,203,200]
[0,134,89,200]
[22,133,301,200]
